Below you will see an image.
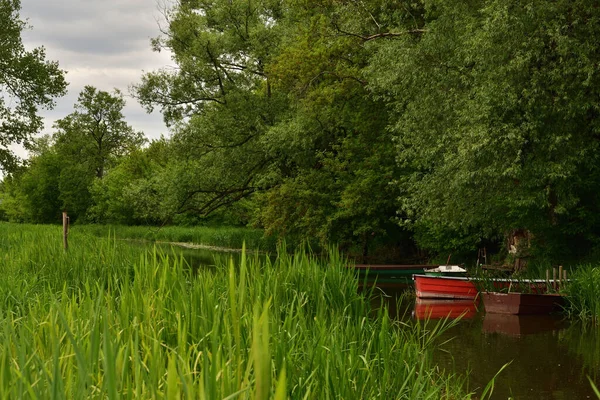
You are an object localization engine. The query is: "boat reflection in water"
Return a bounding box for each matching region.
[413,298,567,335]
[413,298,479,320]
[483,313,567,337]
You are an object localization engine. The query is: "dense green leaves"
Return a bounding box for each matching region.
[132,0,419,255]
[0,87,145,223]
[368,0,600,257]
[0,0,66,170]
[54,86,145,179]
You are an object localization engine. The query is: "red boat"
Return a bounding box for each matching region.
[481,292,566,315]
[413,298,478,320]
[414,275,479,299]
[413,274,550,300]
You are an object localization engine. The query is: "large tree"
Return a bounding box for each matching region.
[134,0,422,256]
[0,87,146,223]
[134,0,286,217]
[54,86,145,179]
[50,86,145,220]
[251,0,423,253]
[0,0,66,170]
[368,0,600,258]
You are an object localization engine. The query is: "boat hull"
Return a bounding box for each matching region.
[414,275,478,299]
[482,292,565,315]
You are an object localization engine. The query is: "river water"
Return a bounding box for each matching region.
[381,293,600,399]
[157,244,600,399]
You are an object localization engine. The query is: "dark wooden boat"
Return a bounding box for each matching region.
[482,291,566,315]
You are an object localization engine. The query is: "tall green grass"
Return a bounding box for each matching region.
[0,222,468,398]
[564,264,600,323]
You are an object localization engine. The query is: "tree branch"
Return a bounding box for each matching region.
[333,24,427,41]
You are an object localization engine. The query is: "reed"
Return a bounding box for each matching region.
[589,377,600,399]
[564,264,600,323]
[0,222,467,399]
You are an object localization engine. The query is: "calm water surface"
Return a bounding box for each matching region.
[380,292,600,399]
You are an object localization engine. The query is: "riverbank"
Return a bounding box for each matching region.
[0,222,469,398]
[73,223,279,252]
[65,223,600,326]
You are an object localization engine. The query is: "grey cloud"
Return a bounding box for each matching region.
[18,0,173,142]
[22,0,163,55]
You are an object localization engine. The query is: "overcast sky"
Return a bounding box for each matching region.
[14,0,173,158]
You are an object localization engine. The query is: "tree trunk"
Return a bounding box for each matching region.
[507,229,532,271]
[361,232,369,263]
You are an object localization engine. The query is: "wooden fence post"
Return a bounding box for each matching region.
[62,211,69,250]
[558,265,563,289]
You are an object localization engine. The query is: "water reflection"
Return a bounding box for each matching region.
[365,288,414,320]
[413,298,479,320]
[136,242,254,272]
[483,313,568,337]
[434,314,600,399]
[368,289,600,399]
[561,323,600,381]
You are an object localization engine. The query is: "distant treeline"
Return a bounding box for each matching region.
[2,0,600,264]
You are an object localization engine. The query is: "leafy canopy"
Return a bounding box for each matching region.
[368,0,600,256]
[0,0,67,170]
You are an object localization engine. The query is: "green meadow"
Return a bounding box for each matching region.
[0,223,471,399]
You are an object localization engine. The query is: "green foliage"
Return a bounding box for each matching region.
[88,140,169,224]
[134,0,416,254]
[0,172,28,221]
[6,0,600,263]
[560,323,600,380]
[0,140,63,223]
[589,377,600,399]
[0,0,67,171]
[0,87,146,223]
[368,0,600,257]
[54,86,145,179]
[19,149,63,222]
[57,162,95,220]
[135,0,283,124]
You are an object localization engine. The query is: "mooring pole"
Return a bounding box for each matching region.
[62,211,69,250]
[558,265,563,289]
